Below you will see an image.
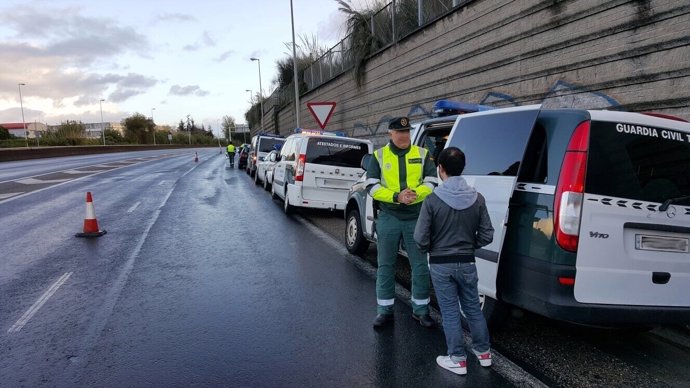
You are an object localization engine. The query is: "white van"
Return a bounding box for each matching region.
[271,129,373,214]
[247,133,285,177]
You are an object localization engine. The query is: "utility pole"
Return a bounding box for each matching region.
[99,99,106,145]
[186,114,191,145]
[151,108,156,145]
[18,83,27,148]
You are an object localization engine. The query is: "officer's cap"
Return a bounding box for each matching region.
[388,117,411,131]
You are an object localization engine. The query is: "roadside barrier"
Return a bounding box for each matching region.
[75,192,107,238]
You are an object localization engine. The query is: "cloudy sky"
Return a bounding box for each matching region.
[0,0,370,132]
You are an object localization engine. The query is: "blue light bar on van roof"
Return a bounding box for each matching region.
[432,100,494,117]
[294,128,345,136]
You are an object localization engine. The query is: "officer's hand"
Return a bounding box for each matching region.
[400,188,417,205]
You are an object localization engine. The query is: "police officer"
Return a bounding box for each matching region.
[226,143,236,167]
[367,116,438,328]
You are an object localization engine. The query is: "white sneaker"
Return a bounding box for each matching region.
[436,355,467,375]
[473,350,492,367]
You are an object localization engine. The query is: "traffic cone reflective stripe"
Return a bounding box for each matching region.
[75,191,107,238]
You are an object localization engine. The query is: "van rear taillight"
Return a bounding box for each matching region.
[295,154,306,181]
[554,120,590,252]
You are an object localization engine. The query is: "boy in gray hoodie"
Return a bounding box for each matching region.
[413,147,494,376]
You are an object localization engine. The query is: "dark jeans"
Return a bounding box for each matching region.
[430,262,490,360]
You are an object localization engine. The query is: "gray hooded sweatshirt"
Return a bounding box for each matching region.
[413,176,494,264]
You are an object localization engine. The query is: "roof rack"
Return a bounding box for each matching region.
[294,128,345,136]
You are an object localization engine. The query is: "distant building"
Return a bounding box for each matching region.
[0,122,48,138]
[0,121,126,139]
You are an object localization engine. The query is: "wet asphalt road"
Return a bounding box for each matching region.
[0,150,516,387]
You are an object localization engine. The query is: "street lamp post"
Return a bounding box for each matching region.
[18,83,27,148]
[290,0,300,128]
[99,99,106,145]
[151,107,156,145]
[250,57,264,133]
[186,114,191,145]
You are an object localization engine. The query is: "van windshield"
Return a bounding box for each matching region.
[306,138,369,168]
[259,138,285,152]
[586,121,690,206]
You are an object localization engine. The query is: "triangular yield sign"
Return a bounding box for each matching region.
[307,102,336,129]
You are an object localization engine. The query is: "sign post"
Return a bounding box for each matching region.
[307,102,336,129]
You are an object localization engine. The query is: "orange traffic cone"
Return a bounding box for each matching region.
[75,192,107,238]
[194,152,199,163]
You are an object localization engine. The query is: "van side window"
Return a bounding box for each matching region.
[518,124,547,183]
[280,139,293,160]
[448,112,535,176]
[417,125,453,167]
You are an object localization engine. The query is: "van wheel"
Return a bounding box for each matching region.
[284,187,294,214]
[346,209,369,255]
[270,183,278,200]
[254,170,261,185]
[263,175,271,191]
[461,295,510,331]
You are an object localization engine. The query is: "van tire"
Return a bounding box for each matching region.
[254,170,261,185]
[284,187,294,214]
[482,296,510,330]
[346,209,369,255]
[270,183,278,200]
[263,175,271,191]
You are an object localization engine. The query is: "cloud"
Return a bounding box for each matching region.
[183,30,216,51]
[109,89,145,103]
[0,5,156,106]
[1,5,150,63]
[156,12,197,23]
[216,50,235,62]
[169,85,209,97]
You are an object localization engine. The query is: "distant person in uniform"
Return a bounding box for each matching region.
[414,146,494,376]
[366,116,438,328]
[226,143,236,167]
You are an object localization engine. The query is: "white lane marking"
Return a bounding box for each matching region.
[63,169,110,175]
[8,272,73,334]
[16,177,71,185]
[127,201,141,213]
[0,192,23,200]
[158,181,165,185]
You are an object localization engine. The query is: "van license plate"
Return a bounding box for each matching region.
[635,235,689,253]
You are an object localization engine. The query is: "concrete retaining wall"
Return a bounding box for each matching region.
[267,0,689,146]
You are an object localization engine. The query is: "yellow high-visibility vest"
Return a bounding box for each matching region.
[371,144,432,205]
[227,144,235,153]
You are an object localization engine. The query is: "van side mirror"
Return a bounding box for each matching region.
[361,154,372,171]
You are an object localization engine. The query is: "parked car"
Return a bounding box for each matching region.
[238,145,250,170]
[255,149,280,190]
[271,129,373,214]
[346,101,690,329]
[247,133,285,177]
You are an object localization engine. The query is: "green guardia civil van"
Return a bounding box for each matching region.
[446,106,690,326]
[347,103,690,328]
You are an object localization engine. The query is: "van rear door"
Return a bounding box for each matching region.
[446,106,541,299]
[575,113,690,307]
[302,137,372,205]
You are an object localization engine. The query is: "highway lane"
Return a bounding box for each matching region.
[0,151,522,387]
